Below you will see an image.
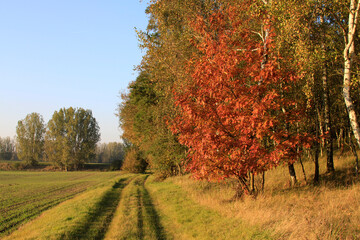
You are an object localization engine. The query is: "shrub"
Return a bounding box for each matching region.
[121,148,147,173]
[110,160,123,171]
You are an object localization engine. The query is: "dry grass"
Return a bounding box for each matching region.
[169,152,360,240]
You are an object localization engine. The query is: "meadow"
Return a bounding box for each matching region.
[1,152,360,239]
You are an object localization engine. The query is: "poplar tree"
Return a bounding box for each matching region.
[16,113,45,165]
[45,107,100,170]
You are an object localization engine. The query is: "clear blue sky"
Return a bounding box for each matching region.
[0,0,149,143]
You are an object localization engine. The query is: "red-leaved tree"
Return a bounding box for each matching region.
[171,4,307,196]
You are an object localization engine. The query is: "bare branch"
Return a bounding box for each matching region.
[251,31,264,42]
[236,48,260,52]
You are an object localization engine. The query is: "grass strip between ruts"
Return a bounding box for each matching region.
[105,174,167,240]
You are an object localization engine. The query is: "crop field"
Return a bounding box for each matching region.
[0,171,121,237]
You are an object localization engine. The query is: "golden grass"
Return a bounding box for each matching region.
[168,152,360,240]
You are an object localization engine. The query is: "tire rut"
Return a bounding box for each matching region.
[104,174,166,240]
[141,176,166,240]
[135,175,166,240]
[60,176,133,240]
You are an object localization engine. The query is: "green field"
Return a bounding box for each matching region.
[0,171,121,237]
[0,160,111,171]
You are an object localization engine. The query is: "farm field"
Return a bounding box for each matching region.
[0,171,122,237]
[0,160,112,171]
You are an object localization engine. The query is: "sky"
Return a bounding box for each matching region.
[0,0,149,143]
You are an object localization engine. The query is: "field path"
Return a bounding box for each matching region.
[60,177,132,240]
[105,174,166,240]
[139,176,166,240]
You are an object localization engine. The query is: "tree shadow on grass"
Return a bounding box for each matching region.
[270,165,360,197]
[60,178,128,240]
[137,188,144,240]
[141,175,167,240]
[317,166,359,188]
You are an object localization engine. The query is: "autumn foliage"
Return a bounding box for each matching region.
[120,0,360,195]
[170,5,306,192]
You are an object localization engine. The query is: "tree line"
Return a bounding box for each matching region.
[118,0,360,195]
[3,108,126,171]
[14,108,104,170]
[0,137,17,160]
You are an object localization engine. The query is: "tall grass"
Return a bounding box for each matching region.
[168,152,360,239]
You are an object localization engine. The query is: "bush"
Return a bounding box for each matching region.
[121,148,148,173]
[110,159,123,171]
[13,162,27,170]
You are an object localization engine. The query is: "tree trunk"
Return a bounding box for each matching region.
[288,163,297,186]
[337,128,344,155]
[177,163,182,175]
[250,172,255,194]
[343,0,360,150]
[314,142,320,184]
[316,107,324,156]
[299,154,307,183]
[350,136,359,175]
[233,176,250,199]
[314,114,321,184]
[321,44,334,173]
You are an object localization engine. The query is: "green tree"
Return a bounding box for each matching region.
[0,137,16,160]
[16,113,45,166]
[118,71,186,178]
[45,107,100,170]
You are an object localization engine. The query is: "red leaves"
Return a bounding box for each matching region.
[170,5,306,183]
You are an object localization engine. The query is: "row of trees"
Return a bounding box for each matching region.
[16,108,100,170]
[95,142,125,164]
[119,0,360,194]
[0,137,16,160]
